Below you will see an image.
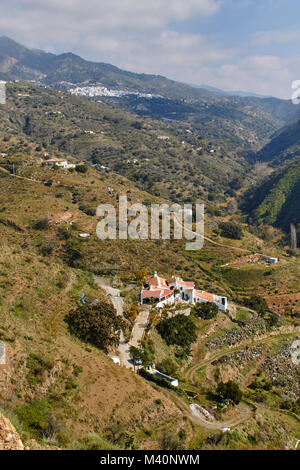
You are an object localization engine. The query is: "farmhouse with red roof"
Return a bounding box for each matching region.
[140,272,227,311]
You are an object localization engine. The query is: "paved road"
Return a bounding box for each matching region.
[94,276,150,369]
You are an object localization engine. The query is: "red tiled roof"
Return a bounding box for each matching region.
[177,279,195,287]
[194,290,214,302]
[147,276,168,288]
[141,288,172,299]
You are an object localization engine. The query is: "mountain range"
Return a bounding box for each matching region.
[0,35,300,129]
[1,35,300,240]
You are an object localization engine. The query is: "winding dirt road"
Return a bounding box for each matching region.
[184,327,299,384]
[93,276,150,369]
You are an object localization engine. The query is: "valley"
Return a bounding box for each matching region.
[0,46,299,451]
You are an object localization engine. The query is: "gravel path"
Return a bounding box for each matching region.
[93,276,150,369]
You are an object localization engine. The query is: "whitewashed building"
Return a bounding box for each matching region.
[45,158,68,168]
[140,272,227,311]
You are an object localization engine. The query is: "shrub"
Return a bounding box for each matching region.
[219,221,243,240]
[75,164,88,173]
[39,242,56,256]
[156,314,196,349]
[26,353,53,386]
[245,295,268,315]
[64,239,82,267]
[33,218,49,230]
[15,399,55,438]
[74,433,119,450]
[65,301,125,352]
[156,358,178,376]
[192,301,218,319]
[79,204,96,216]
[216,380,242,404]
[159,428,184,450]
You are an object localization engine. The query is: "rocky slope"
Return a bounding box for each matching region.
[0,413,24,450]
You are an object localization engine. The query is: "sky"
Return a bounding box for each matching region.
[1,0,300,98]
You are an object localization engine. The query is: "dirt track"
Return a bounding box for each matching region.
[93,277,150,369]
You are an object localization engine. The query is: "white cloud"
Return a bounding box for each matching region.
[253,28,300,45]
[0,0,299,98]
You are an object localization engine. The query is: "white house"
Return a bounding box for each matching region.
[45,158,68,168]
[140,272,227,311]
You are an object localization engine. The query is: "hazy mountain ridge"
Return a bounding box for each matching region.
[1,36,300,129]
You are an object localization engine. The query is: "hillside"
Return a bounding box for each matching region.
[1,36,299,134]
[242,115,300,241]
[0,148,298,450]
[242,157,300,242]
[1,81,255,205]
[0,81,299,451]
[256,118,300,166]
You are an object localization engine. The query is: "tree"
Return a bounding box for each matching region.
[245,295,268,315]
[219,221,243,240]
[64,239,82,267]
[156,358,178,376]
[65,301,125,352]
[134,269,148,285]
[33,218,50,230]
[129,346,143,367]
[125,304,139,325]
[216,380,242,404]
[192,301,218,319]
[159,428,184,450]
[156,315,196,349]
[76,164,88,173]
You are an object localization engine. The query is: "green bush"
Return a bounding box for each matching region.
[245,295,268,315]
[15,399,55,438]
[156,314,196,349]
[65,301,125,352]
[156,358,178,376]
[26,353,53,386]
[79,204,96,216]
[74,433,120,450]
[216,380,242,404]
[219,221,243,240]
[75,164,88,173]
[192,301,218,319]
[33,218,49,230]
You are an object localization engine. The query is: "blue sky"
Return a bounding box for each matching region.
[1,0,300,97]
